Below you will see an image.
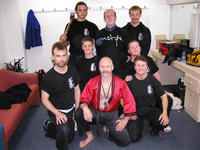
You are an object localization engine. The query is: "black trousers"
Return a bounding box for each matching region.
[74,107,131,147]
[48,109,75,150]
[127,95,173,140]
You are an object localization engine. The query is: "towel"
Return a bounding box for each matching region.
[25,9,42,49]
[168,92,183,110]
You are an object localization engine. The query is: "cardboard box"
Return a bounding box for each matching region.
[174,34,186,40]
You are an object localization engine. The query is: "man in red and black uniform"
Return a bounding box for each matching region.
[75,57,137,148]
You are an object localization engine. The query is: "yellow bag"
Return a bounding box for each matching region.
[187,50,200,66]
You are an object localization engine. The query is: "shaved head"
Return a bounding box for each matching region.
[99,57,113,66]
[99,57,114,77]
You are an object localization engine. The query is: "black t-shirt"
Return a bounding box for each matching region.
[66,19,99,56]
[40,66,80,109]
[75,56,100,91]
[122,56,158,79]
[127,74,165,113]
[121,22,151,56]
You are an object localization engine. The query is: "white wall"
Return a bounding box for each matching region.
[171,3,197,39]
[0,0,27,69]
[0,1,8,68]
[0,0,170,72]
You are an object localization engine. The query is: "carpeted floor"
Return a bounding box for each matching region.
[8,104,200,150]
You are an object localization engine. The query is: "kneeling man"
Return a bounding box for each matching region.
[75,57,137,148]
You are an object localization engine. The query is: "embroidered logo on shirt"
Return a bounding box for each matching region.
[90,63,96,72]
[68,77,74,89]
[147,85,153,94]
[138,32,144,41]
[146,67,150,73]
[84,28,89,36]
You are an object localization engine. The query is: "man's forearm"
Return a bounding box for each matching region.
[74,85,81,109]
[41,95,59,116]
[161,94,168,114]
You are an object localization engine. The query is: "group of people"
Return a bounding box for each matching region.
[40,1,172,150]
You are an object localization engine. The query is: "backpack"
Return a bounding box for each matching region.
[187,50,200,67]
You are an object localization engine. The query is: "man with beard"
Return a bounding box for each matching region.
[40,42,81,150]
[121,5,151,56]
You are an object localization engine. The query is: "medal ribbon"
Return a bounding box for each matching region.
[101,79,112,100]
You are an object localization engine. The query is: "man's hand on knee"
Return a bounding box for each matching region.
[115,117,129,131]
[55,111,68,125]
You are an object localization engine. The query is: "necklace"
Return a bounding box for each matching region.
[101,79,112,107]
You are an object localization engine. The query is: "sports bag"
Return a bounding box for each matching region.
[187,49,200,66]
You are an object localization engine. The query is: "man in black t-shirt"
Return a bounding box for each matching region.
[122,40,172,133]
[127,56,170,140]
[122,40,160,81]
[40,42,80,150]
[60,2,99,66]
[75,36,100,92]
[121,5,151,57]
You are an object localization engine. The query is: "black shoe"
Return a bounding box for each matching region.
[43,119,51,131]
[43,119,56,139]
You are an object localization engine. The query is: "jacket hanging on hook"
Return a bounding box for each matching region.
[25,9,42,49]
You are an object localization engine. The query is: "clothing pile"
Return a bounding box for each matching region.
[162,41,193,65]
[168,92,183,110]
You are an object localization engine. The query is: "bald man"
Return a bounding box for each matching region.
[75,57,137,148]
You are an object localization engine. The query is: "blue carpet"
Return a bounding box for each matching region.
[8,105,200,150]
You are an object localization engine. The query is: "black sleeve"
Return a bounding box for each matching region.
[122,61,135,79]
[122,62,130,79]
[141,28,151,56]
[71,66,80,87]
[95,33,102,58]
[40,75,53,94]
[90,24,99,40]
[121,26,129,58]
[151,75,165,97]
[147,56,159,74]
[94,25,99,38]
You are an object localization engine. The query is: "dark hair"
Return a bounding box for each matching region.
[129,5,142,14]
[82,36,94,44]
[134,55,148,66]
[51,42,66,55]
[75,1,88,10]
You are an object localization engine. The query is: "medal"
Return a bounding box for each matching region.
[104,101,109,108]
